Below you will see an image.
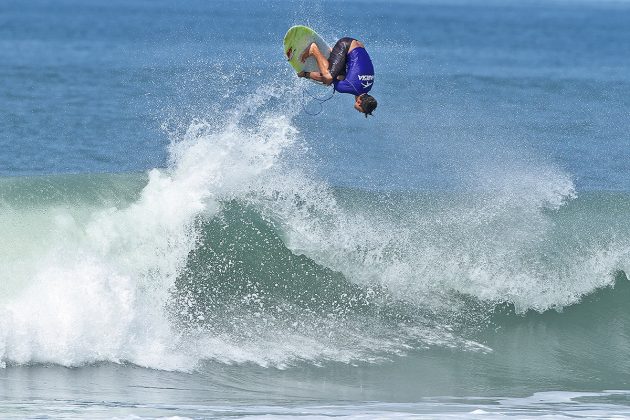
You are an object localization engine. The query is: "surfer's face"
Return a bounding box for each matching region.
[354,96,364,113]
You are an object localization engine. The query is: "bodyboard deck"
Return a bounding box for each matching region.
[283,26,331,77]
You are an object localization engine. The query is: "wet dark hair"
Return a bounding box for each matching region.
[360,94,377,118]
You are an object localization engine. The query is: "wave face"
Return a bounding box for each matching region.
[0,84,629,376]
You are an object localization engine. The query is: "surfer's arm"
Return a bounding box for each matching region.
[298,71,333,85]
[309,72,333,85]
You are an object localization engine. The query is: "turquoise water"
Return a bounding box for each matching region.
[2,0,630,418]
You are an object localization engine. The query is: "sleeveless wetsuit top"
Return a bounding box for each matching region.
[333,47,375,96]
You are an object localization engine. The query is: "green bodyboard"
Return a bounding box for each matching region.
[283,26,331,75]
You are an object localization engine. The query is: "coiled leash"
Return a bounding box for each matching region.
[299,72,336,116]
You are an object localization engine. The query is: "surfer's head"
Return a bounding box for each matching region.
[355,94,377,117]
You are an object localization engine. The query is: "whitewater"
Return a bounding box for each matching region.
[2,78,630,392]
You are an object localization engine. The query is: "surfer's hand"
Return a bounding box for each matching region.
[300,43,314,63]
[297,71,310,79]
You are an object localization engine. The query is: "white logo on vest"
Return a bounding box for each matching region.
[358,74,374,89]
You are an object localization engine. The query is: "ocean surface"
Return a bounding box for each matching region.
[2,0,630,418]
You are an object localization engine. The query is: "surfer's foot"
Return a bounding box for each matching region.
[300,42,316,62]
[297,71,309,78]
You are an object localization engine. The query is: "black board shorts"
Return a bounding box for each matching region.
[328,37,354,79]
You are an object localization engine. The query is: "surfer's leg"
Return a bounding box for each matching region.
[328,38,353,80]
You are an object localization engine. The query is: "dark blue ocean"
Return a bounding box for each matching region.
[2,0,630,418]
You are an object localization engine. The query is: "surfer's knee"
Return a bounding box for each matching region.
[348,40,364,53]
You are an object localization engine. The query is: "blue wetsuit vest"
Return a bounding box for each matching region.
[333,48,374,96]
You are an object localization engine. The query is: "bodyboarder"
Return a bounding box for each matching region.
[298,37,378,118]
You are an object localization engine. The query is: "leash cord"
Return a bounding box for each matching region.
[301,85,335,116]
